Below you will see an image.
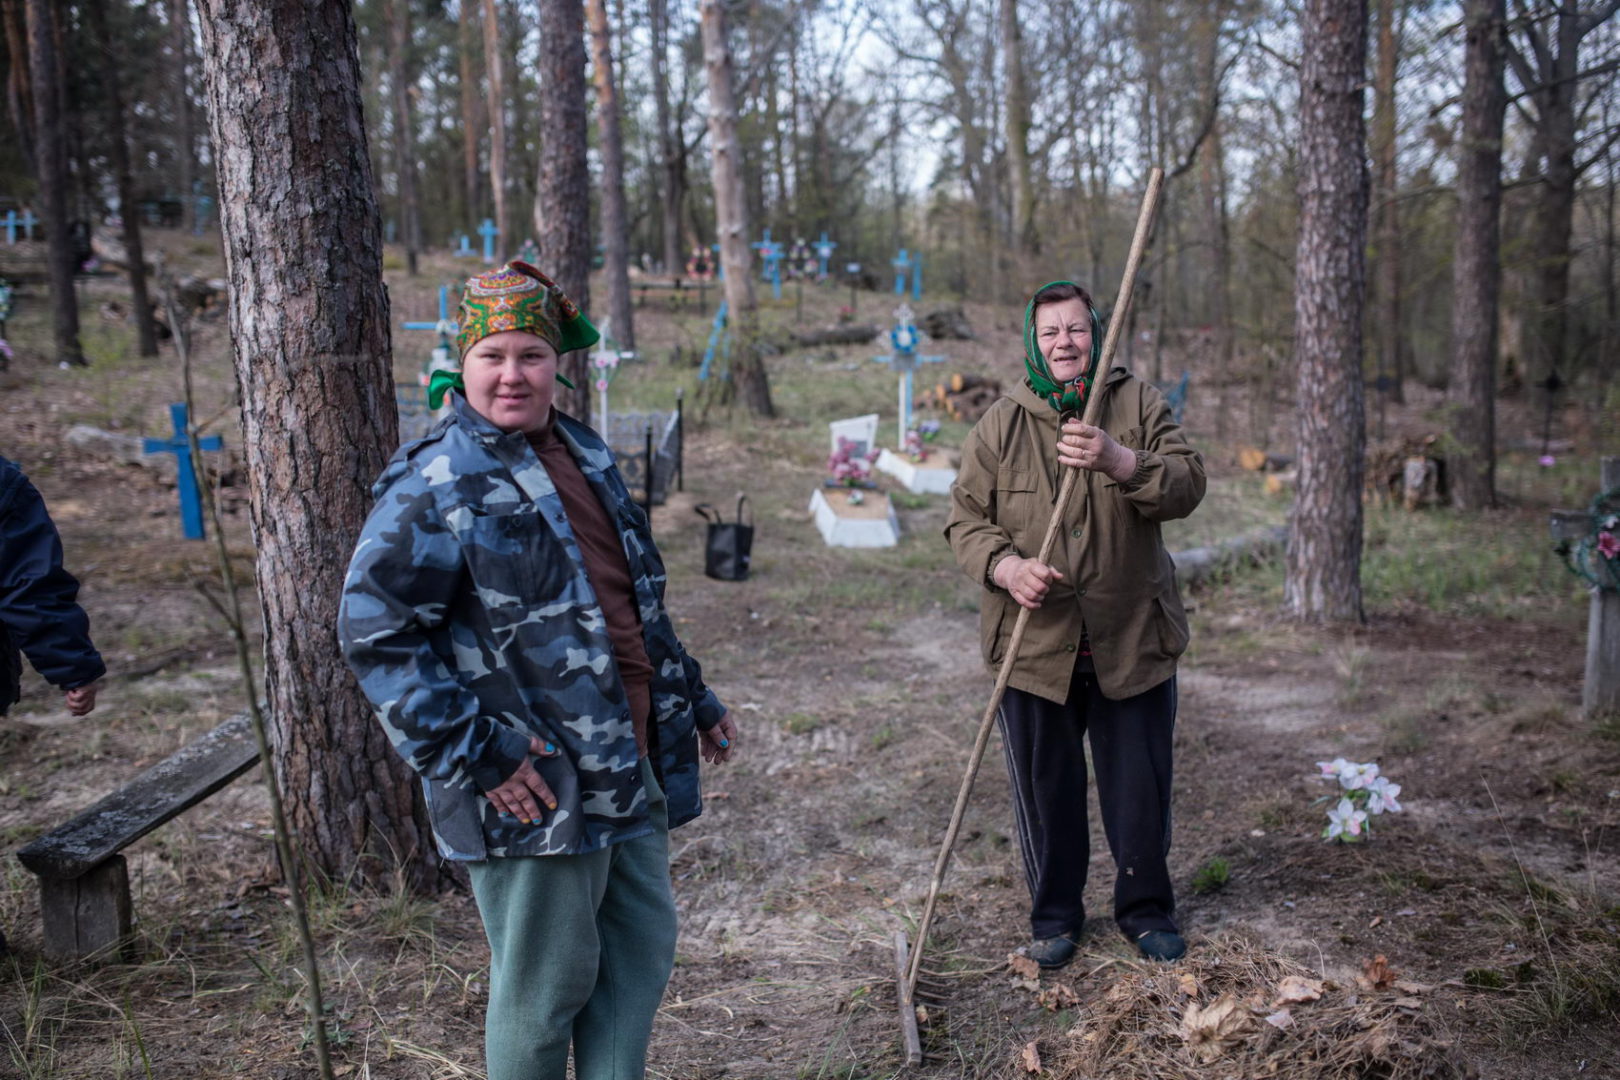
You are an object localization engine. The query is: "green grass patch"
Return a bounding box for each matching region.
[1189,856,1231,895]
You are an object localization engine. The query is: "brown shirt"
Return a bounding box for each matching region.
[527,422,655,754]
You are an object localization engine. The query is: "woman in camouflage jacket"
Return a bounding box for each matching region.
[339,262,736,1080]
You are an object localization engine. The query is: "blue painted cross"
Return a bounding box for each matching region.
[454,233,474,257]
[479,218,499,263]
[753,229,783,300]
[5,210,37,244]
[143,403,223,540]
[699,300,731,382]
[892,249,912,295]
[873,304,945,447]
[815,231,837,280]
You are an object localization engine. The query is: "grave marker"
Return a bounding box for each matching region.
[1551,456,1620,718]
[479,218,499,262]
[815,232,837,280]
[142,403,223,540]
[753,229,784,299]
[813,414,898,547]
[454,233,474,258]
[873,306,953,495]
[398,284,459,440]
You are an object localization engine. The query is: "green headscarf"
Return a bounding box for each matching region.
[1022,280,1104,415]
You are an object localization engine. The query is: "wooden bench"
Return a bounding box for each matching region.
[15,712,259,960]
[632,278,710,312]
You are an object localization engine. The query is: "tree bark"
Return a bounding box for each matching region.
[1286,0,1368,623]
[386,0,420,275]
[2,0,36,176]
[1201,121,1234,439]
[701,0,774,417]
[1449,0,1507,510]
[169,0,194,232]
[194,0,446,892]
[535,0,592,421]
[586,0,634,351]
[1371,0,1403,402]
[26,0,83,366]
[649,0,683,275]
[458,0,483,227]
[85,0,159,357]
[1000,0,1035,257]
[480,0,507,264]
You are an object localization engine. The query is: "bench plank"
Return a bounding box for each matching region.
[17,713,259,879]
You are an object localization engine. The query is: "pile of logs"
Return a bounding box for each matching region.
[1239,438,1447,510]
[917,373,1003,423]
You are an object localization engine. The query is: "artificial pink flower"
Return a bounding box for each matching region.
[1598,532,1620,560]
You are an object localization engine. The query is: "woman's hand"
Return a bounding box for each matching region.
[994,554,1063,610]
[64,682,99,716]
[1058,419,1137,482]
[486,736,561,824]
[700,711,737,765]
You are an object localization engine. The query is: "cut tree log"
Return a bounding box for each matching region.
[1172,526,1289,587]
[1238,446,1294,472]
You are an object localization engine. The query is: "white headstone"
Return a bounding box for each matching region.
[829,413,880,457]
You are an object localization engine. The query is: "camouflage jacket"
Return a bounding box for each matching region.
[338,394,724,860]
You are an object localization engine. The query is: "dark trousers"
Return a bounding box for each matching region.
[996,668,1178,941]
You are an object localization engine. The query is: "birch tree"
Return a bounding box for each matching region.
[702,0,774,417]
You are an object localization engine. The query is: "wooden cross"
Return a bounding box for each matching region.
[873,304,946,448]
[478,218,499,263]
[1551,456,1620,718]
[892,248,911,295]
[142,403,223,541]
[815,231,837,280]
[753,229,783,299]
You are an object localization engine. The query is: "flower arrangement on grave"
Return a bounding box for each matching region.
[1314,758,1403,842]
[837,305,854,324]
[903,419,942,462]
[0,338,12,367]
[591,346,621,394]
[827,436,880,503]
[1555,485,1620,592]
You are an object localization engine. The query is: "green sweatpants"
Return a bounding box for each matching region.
[468,758,677,1080]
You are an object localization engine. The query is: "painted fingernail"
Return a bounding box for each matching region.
[719,738,729,747]
[546,800,558,811]
[544,742,556,754]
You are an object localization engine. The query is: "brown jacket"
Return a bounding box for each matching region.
[945,369,1205,703]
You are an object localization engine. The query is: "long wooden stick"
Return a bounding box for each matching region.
[902,168,1165,1000]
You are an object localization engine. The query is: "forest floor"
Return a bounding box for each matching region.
[1,233,1618,1079]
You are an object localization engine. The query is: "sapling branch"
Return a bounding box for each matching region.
[163,278,336,1080]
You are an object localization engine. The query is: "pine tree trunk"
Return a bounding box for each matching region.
[701,0,774,418]
[458,0,482,226]
[194,0,447,893]
[26,0,82,366]
[386,0,419,276]
[480,0,507,264]
[1202,123,1234,439]
[535,0,592,421]
[586,0,633,351]
[1449,0,1506,510]
[85,0,158,357]
[169,0,194,232]
[1371,0,1403,403]
[1000,0,1035,257]
[2,0,36,176]
[1286,0,1368,623]
[650,0,682,275]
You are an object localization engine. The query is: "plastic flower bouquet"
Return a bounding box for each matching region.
[1314,758,1403,842]
[827,436,879,500]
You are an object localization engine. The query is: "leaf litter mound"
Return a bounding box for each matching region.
[1031,932,1473,1080]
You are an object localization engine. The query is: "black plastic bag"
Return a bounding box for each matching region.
[695,495,753,581]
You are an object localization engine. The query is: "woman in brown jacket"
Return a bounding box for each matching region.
[945,280,1205,968]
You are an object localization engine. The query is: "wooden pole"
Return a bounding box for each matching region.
[902,168,1165,1003]
[1585,457,1620,718]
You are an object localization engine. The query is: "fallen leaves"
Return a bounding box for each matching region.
[1020,1040,1042,1073]
[1179,994,1256,1063]
[1358,954,1399,992]
[1176,972,1201,998]
[1036,982,1079,1011]
[1008,952,1041,980]
[1272,974,1324,1005]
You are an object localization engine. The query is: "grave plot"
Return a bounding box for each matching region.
[872,304,957,495]
[815,413,900,547]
